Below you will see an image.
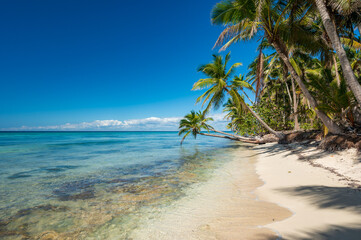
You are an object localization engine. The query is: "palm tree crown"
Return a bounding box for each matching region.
[178,111,214,144]
[193,52,242,113]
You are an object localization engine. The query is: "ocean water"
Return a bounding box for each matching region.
[0,131,238,239]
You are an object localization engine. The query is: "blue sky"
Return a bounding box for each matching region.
[0,0,259,130]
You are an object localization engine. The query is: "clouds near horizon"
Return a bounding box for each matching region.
[3,114,228,131]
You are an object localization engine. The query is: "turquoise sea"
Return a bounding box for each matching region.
[0,131,238,239]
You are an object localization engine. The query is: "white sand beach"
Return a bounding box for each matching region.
[131,142,361,240]
[255,142,361,239]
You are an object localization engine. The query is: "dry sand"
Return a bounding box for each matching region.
[131,142,361,239]
[255,142,361,239]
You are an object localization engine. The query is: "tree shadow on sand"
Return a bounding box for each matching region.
[278,185,361,212]
[265,185,361,239]
[254,142,339,162]
[257,224,361,240]
[253,143,361,239]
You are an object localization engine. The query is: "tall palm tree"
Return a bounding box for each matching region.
[193,53,285,138]
[211,0,343,134]
[313,0,361,105]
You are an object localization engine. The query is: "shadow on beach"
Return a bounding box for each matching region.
[278,185,361,213]
[253,142,329,160]
[257,224,361,240]
[253,143,361,239]
[259,184,361,239]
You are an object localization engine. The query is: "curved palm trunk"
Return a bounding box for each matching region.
[247,105,285,139]
[212,129,257,141]
[225,89,284,139]
[199,132,238,140]
[241,90,254,105]
[271,38,343,134]
[315,0,361,106]
[199,132,261,144]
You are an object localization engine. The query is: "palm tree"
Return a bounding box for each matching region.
[211,0,343,134]
[178,111,243,144]
[313,0,361,105]
[248,52,301,130]
[193,53,285,138]
[193,52,241,113]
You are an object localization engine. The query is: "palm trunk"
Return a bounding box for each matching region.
[271,38,343,134]
[212,129,257,141]
[333,55,341,87]
[283,74,293,106]
[315,0,361,106]
[241,89,254,105]
[246,105,285,139]
[199,132,260,143]
[282,64,299,130]
[291,77,300,130]
[225,88,284,139]
[199,132,238,140]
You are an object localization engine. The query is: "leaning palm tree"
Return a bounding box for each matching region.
[193,53,285,138]
[178,111,241,144]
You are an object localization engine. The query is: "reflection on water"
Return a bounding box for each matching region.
[0,132,236,239]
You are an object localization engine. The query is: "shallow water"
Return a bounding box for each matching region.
[0,132,238,239]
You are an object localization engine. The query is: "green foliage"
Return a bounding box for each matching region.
[193,53,242,113]
[178,111,214,144]
[180,0,361,139]
[226,99,293,136]
[306,63,357,126]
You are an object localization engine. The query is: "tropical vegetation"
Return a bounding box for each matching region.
[179,0,361,144]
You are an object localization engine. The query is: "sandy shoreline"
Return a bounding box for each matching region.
[131,142,361,239]
[255,142,361,239]
[131,145,292,239]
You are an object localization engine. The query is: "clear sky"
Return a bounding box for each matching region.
[0,0,259,131]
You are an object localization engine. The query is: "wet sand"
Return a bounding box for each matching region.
[131,145,292,239]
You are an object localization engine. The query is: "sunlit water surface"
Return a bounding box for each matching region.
[0,132,239,239]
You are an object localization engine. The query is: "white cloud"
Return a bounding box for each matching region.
[3,114,229,131]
